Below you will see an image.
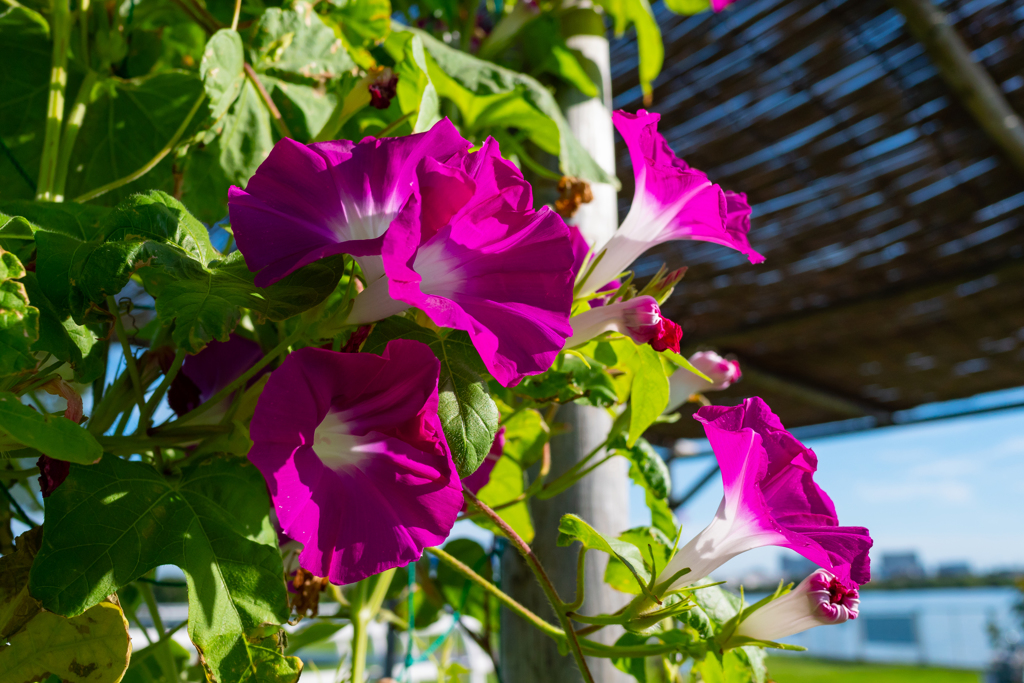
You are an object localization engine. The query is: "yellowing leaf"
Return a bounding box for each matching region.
[0,602,132,683]
[0,529,131,683]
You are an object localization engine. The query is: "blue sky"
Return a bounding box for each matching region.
[650,403,1024,581]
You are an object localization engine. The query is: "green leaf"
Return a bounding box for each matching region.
[181,75,274,223]
[22,274,104,384]
[696,650,762,683]
[383,32,441,134]
[0,6,51,200]
[0,529,131,683]
[201,29,246,123]
[0,250,39,381]
[662,349,712,384]
[615,437,670,499]
[399,25,618,188]
[593,0,663,101]
[363,317,500,477]
[735,646,768,683]
[29,455,301,682]
[63,71,205,205]
[557,514,652,594]
[0,200,110,263]
[253,6,355,81]
[522,18,598,97]
[610,631,650,682]
[626,345,670,446]
[665,0,712,14]
[0,392,101,463]
[35,190,217,321]
[476,445,534,544]
[327,0,392,48]
[139,251,345,353]
[690,582,741,625]
[263,73,340,142]
[604,526,672,595]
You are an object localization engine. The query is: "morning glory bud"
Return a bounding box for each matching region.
[730,569,859,644]
[566,295,682,353]
[665,351,741,412]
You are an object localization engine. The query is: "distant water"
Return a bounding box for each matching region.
[745,587,1021,669]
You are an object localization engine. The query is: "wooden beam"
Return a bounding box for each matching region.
[888,0,1024,178]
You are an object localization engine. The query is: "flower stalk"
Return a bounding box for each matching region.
[463,489,596,683]
[36,0,71,201]
[349,568,395,683]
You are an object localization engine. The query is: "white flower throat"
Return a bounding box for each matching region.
[313,410,368,471]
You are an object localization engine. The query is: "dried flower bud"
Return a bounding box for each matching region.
[555,176,593,218]
[368,68,398,110]
[289,568,330,618]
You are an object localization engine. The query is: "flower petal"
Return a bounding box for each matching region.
[229,120,470,286]
[384,152,574,387]
[248,340,460,584]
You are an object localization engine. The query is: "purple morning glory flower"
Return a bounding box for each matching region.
[660,397,872,590]
[565,295,682,353]
[228,120,471,287]
[247,340,463,585]
[348,138,574,387]
[168,334,264,416]
[578,110,764,296]
[731,569,860,643]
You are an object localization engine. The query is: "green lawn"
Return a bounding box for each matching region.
[767,657,981,683]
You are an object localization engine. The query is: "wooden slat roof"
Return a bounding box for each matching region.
[609,0,1024,440]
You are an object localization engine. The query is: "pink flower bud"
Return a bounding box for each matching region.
[665,351,741,412]
[732,569,859,643]
[566,296,681,352]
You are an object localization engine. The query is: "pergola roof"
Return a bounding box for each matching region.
[609,0,1024,441]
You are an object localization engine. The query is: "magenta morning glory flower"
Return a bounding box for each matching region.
[566,295,682,353]
[578,110,764,296]
[168,334,264,417]
[247,340,463,585]
[347,138,575,387]
[227,120,470,286]
[731,569,860,644]
[659,397,872,590]
[665,351,741,412]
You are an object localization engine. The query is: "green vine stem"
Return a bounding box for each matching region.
[135,348,186,437]
[108,296,147,415]
[52,70,97,201]
[349,568,395,683]
[426,545,683,661]
[462,489,596,683]
[426,546,564,640]
[244,63,292,139]
[73,92,206,203]
[138,579,180,682]
[35,0,71,201]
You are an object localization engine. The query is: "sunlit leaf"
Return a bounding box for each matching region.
[29,455,300,682]
[363,317,500,477]
[0,392,101,463]
[0,529,131,683]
